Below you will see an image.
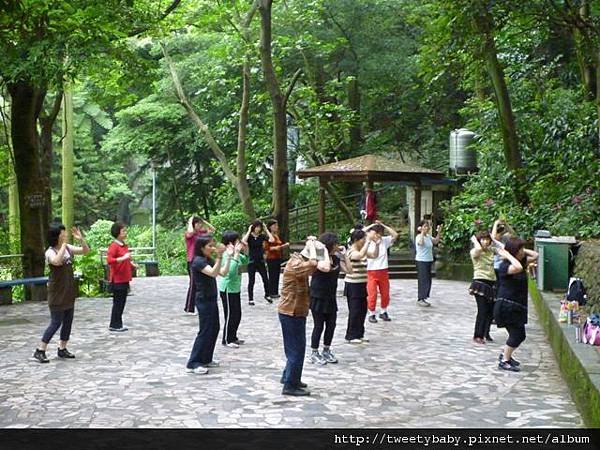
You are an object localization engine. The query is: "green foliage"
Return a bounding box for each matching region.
[209,211,250,235]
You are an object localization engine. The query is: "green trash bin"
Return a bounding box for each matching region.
[534,236,576,292]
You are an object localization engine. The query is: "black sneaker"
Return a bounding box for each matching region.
[498,360,520,372]
[248,300,255,306]
[282,386,311,396]
[498,353,520,367]
[33,349,49,363]
[265,295,273,304]
[280,377,307,388]
[368,315,378,324]
[379,312,391,322]
[57,348,75,359]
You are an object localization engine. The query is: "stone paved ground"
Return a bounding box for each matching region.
[0,276,583,428]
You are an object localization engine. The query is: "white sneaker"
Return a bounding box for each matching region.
[309,352,327,365]
[346,338,362,344]
[186,366,208,374]
[225,342,239,349]
[361,336,370,342]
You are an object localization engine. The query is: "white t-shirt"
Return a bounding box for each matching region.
[367,236,393,271]
[45,245,75,265]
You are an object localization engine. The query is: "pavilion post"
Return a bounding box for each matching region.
[318,178,327,234]
[413,182,422,240]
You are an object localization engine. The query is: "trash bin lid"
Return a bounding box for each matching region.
[535,236,576,244]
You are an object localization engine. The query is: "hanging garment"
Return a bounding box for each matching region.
[366,189,377,221]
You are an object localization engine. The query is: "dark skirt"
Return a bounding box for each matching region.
[469,279,495,301]
[310,296,338,314]
[493,297,528,328]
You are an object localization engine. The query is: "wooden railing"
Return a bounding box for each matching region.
[288,187,394,242]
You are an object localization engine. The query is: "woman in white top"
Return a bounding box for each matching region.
[33,223,90,363]
[415,220,442,307]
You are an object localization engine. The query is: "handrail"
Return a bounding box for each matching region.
[0,254,24,261]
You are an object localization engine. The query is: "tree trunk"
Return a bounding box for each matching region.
[572,0,597,101]
[236,57,257,219]
[8,157,20,253]
[8,81,47,295]
[472,10,528,205]
[347,75,362,153]
[259,0,290,240]
[162,45,256,219]
[39,90,63,231]
[61,87,74,234]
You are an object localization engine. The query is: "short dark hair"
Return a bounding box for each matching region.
[192,216,203,227]
[266,219,278,232]
[251,220,262,232]
[221,231,240,246]
[194,235,214,257]
[476,230,491,243]
[319,232,339,252]
[350,229,366,244]
[504,237,526,258]
[111,222,125,239]
[47,223,66,247]
[371,224,384,234]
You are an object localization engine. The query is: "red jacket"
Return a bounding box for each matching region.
[107,241,133,284]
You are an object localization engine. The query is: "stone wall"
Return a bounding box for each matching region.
[574,240,600,312]
[529,280,600,426]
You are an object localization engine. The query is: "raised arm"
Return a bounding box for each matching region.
[48,243,68,266]
[498,248,523,275]
[184,216,195,239]
[263,223,276,243]
[201,244,226,278]
[69,227,90,256]
[470,235,482,259]
[377,221,398,242]
[241,224,253,245]
[339,247,353,274]
[316,245,331,272]
[524,248,539,264]
[432,224,443,245]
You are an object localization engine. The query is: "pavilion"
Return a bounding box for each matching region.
[296,154,454,238]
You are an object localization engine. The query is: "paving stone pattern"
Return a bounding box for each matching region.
[0,276,583,428]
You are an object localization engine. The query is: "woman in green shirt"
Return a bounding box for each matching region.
[219,231,249,348]
[469,230,497,344]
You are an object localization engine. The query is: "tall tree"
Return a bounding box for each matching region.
[0,1,181,285]
[61,87,74,233]
[258,0,302,239]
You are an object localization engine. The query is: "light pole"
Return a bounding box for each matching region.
[151,164,156,253]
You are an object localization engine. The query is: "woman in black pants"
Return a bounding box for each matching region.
[469,231,497,344]
[33,224,90,363]
[309,233,352,365]
[264,220,289,299]
[344,227,377,343]
[494,237,538,372]
[241,220,275,305]
[186,236,230,374]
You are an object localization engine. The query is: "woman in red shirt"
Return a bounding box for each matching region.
[106,222,136,332]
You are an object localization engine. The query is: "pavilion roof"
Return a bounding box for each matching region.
[297,154,444,183]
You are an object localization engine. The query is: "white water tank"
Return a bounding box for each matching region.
[449,128,477,174]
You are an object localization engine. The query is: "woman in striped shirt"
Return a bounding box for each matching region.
[344,227,378,343]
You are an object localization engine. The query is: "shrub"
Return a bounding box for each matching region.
[210,210,251,235]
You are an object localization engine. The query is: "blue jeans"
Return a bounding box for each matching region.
[279,313,306,389]
[187,296,220,369]
[42,308,74,343]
